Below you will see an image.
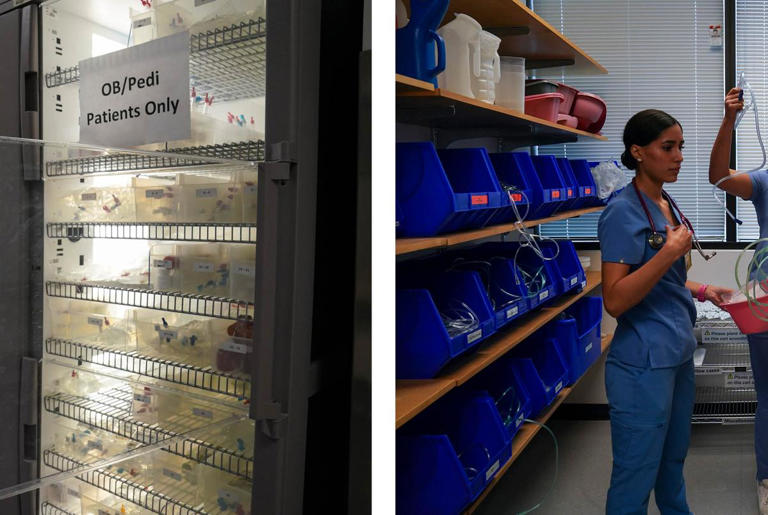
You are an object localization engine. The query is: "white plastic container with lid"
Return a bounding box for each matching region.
[471,30,501,104]
[495,56,526,111]
[436,13,483,98]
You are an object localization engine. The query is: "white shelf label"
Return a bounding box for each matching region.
[467,329,482,344]
[79,32,190,147]
[163,468,182,481]
[133,16,152,29]
[196,188,218,199]
[146,188,165,199]
[80,193,98,201]
[68,488,81,499]
[87,316,104,328]
[570,277,578,286]
[194,262,215,272]
[192,407,214,419]
[539,290,549,301]
[134,393,152,404]
[486,460,500,481]
[696,366,726,376]
[506,306,518,319]
[585,343,593,354]
[233,262,255,278]
[220,339,250,354]
[153,259,174,269]
[581,280,587,289]
[154,325,178,341]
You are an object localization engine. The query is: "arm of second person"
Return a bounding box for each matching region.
[709,87,752,199]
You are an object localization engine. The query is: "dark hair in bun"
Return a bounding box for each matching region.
[621,109,682,170]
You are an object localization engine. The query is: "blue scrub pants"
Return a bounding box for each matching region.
[605,356,695,515]
[749,332,768,481]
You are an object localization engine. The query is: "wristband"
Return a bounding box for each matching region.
[697,284,708,302]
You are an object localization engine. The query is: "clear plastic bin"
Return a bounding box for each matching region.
[241,174,259,223]
[134,176,180,223]
[149,244,181,292]
[179,243,230,297]
[181,176,243,223]
[135,311,213,363]
[198,469,252,514]
[131,384,160,425]
[229,245,256,301]
[130,2,193,46]
[150,453,202,505]
[53,187,136,222]
[63,308,136,352]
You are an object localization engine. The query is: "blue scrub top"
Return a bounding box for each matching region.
[749,171,768,281]
[598,184,697,368]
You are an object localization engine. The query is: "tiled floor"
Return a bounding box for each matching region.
[476,420,759,515]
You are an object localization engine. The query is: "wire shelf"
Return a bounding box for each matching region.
[45,391,253,480]
[41,502,75,515]
[692,386,756,424]
[45,282,255,320]
[47,222,258,243]
[45,140,264,177]
[696,343,751,372]
[46,338,251,400]
[45,18,266,101]
[43,450,205,515]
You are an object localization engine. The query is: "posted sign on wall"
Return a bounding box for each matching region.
[79,31,191,147]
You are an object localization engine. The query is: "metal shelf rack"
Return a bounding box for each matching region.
[43,450,205,515]
[692,386,757,424]
[45,18,266,101]
[46,338,250,400]
[45,140,264,177]
[40,502,75,515]
[45,281,255,320]
[695,343,752,375]
[47,222,257,243]
[45,391,253,480]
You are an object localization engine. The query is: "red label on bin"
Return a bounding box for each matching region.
[510,193,522,202]
[471,195,488,205]
[552,191,561,199]
[567,188,573,196]
[585,187,592,194]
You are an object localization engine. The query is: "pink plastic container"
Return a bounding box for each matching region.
[572,92,607,133]
[556,82,580,114]
[557,113,578,128]
[722,292,768,334]
[524,93,564,122]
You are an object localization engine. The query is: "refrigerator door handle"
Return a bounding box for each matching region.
[19,357,38,515]
[19,3,41,181]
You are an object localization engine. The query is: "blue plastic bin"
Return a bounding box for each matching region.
[397,391,513,514]
[569,159,600,207]
[530,155,568,219]
[474,242,559,310]
[396,269,496,379]
[448,251,530,330]
[468,357,532,439]
[486,153,535,225]
[537,240,586,296]
[555,158,582,212]
[396,143,503,236]
[509,337,569,417]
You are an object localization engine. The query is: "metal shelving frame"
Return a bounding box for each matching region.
[695,342,752,375]
[43,450,205,515]
[44,391,253,480]
[692,386,757,424]
[40,502,75,515]
[45,282,255,320]
[46,222,257,243]
[45,18,267,101]
[45,140,264,177]
[45,338,251,399]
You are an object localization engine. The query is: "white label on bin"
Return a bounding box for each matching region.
[485,460,500,481]
[696,367,725,376]
[245,185,258,194]
[539,290,549,301]
[68,488,80,499]
[585,342,593,354]
[134,393,152,404]
[133,16,152,29]
[87,316,104,328]
[196,187,218,199]
[467,329,482,344]
[192,407,214,419]
[86,439,103,450]
[154,325,178,340]
[80,193,97,201]
[220,339,250,354]
[153,259,174,269]
[506,306,519,319]
[163,468,182,481]
[570,277,578,286]
[555,381,563,393]
[234,262,256,278]
[146,188,165,199]
[194,262,215,272]
[581,280,587,289]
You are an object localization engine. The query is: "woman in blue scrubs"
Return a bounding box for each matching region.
[709,87,768,513]
[599,109,732,514]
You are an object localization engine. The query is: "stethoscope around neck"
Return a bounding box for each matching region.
[632,178,716,261]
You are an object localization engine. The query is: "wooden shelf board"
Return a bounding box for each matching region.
[464,333,614,514]
[396,206,605,256]
[395,271,602,428]
[396,73,435,93]
[397,89,608,141]
[395,378,457,428]
[442,0,607,76]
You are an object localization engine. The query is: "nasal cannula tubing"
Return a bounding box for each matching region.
[712,72,768,225]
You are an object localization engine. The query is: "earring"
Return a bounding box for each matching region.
[637,158,643,162]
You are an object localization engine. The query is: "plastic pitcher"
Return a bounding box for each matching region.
[496,56,526,110]
[396,0,449,86]
[472,30,502,104]
[437,13,483,98]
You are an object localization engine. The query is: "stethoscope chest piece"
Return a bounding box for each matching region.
[648,232,664,250]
